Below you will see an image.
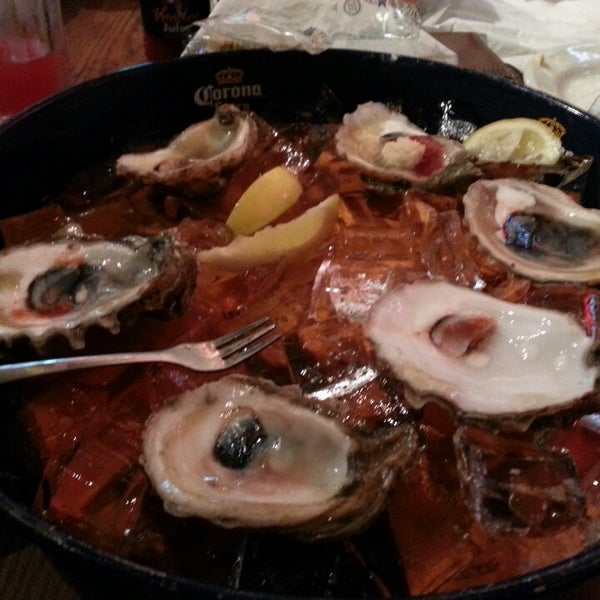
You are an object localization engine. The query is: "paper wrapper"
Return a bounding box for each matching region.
[416,0,600,112]
[183,0,457,65]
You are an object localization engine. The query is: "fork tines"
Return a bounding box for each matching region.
[216,317,281,367]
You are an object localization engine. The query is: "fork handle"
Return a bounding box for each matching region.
[0,351,168,384]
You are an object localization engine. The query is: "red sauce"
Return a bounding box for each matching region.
[411,135,445,178]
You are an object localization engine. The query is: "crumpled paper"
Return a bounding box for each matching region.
[182,0,457,65]
[416,0,600,114]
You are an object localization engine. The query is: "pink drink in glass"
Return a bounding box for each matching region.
[0,34,69,119]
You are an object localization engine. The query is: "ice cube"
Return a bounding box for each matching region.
[454,424,586,535]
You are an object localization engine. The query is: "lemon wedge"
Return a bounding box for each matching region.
[463,118,563,165]
[198,194,340,272]
[226,166,303,236]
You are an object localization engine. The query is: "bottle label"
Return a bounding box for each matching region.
[140,0,210,39]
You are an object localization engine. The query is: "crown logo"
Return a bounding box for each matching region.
[539,117,566,139]
[215,67,244,86]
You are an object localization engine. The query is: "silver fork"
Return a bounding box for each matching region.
[0,317,280,384]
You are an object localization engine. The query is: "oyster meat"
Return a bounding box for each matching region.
[0,235,196,350]
[334,101,470,185]
[365,281,598,416]
[464,178,600,283]
[141,374,416,539]
[116,104,258,196]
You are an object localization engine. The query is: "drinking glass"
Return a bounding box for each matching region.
[0,0,70,122]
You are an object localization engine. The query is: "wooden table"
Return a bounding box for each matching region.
[2,1,600,598]
[62,0,147,86]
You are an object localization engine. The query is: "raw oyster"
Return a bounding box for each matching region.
[334,101,470,185]
[365,281,598,416]
[0,235,196,350]
[116,104,258,196]
[141,374,416,539]
[464,178,600,283]
[477,153,594,191]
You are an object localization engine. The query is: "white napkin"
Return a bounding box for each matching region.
[416,0,600,112]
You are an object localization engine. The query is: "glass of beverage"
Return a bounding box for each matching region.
[0,0,70,122]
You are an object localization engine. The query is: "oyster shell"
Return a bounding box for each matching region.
[464,178,600,283]
[141,374,416,539]
[116,104,258,196]
[0,235,196,350]
[334,101,470,185]
[365,281,598,416]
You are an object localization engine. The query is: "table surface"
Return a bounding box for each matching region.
[2,1,600,598]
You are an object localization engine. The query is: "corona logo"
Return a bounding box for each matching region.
[194,66,263,107]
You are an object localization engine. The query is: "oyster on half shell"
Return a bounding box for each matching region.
[365,281,598,416]
[116,104,258,197]
[335,102,470,185]
[464,178,600,283]
[141,374,417,540]
[0,235,196,350]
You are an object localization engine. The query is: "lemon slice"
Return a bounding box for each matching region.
[226,166,303,236]
[198,195,340,272]
[463,118,563,165]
